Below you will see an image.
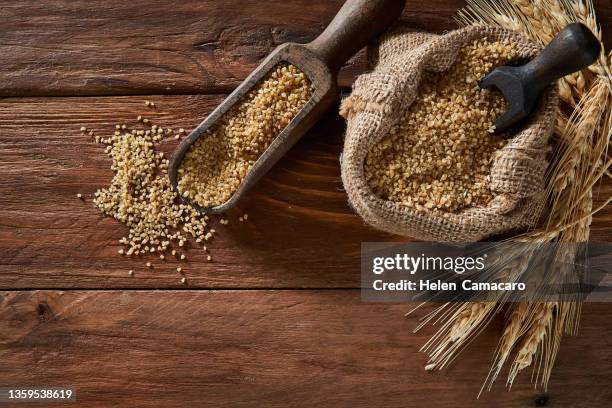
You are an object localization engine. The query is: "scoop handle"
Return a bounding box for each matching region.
[306,0,406,72]
[521,23,601,94]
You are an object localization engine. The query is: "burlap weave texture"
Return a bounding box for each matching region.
[339,25,558,242]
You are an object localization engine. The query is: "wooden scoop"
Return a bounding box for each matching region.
[481,23,601,133]
[169,0,406,213]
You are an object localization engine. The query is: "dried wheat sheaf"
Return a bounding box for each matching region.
[415,0,611,395]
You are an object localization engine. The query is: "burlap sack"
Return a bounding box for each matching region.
[339,25,558,242]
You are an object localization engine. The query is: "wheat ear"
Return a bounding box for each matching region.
[480,301,530,396]
[422,302,498,371]
[508,302,555,387]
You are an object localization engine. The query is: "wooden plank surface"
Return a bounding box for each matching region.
[2,95,610,289]
[3,0,609,97]
[0,0,471,96]
[4,0,608,97]
[0,95,396,288]
[1,1,611,406]
[1,290,611,408]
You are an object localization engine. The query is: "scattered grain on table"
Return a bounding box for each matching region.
[86,102,240,277]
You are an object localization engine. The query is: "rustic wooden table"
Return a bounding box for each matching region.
[1,1,611,407]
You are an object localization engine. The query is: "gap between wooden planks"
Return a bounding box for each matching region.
[1,290,611,408]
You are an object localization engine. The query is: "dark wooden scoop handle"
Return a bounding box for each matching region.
[520,23,601,95]
[306,0,406,72]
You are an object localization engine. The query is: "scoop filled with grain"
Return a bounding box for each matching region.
[176,63,314,209]
[340,25,559,242]
[169,0,407,213]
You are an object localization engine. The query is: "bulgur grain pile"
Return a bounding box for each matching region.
[365,39,519,213]
[90,117,212,269]
[177,63,313,208]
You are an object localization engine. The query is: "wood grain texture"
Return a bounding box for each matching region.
[1,290,611,408]
[0,95,399,289]
[0,0,468,96]
[3,0,609,97]
[1,2,611,407]
[1,96,611,289]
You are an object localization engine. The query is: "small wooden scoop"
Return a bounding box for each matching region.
[169,0,406,213]
[481,23,601,133]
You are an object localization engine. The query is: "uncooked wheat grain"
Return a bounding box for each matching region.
[178,63,313,208]
[365,40,517,213]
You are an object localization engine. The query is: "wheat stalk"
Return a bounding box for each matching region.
[422,247,533,373]
[422,301,499,371]
[480,301,530,396]
[458,0,611,105]
[550,80,607,200]
[508,302,555,387]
